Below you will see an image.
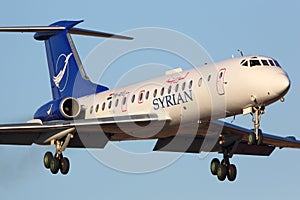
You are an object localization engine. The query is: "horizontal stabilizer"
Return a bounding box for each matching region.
[0,24,133,40]
[70,27,133,40]
[0,26,65,32]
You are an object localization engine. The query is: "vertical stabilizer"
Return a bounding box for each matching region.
[34,20,109,99]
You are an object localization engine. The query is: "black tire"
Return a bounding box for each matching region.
[50,157,60,174]
[257,129,263,145]
[210,158,220,176]
[43,151,53,169]
[227,164,237,182]
[217,164,227,181]
[60,157,70,175]
[248,132,256,145]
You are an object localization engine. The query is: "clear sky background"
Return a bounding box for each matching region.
[0,0,299,199]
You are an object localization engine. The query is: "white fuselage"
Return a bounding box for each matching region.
[77,55,290,136]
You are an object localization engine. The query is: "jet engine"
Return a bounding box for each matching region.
[34,97,81,121]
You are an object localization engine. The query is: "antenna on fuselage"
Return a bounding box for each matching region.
[238,49,244,56]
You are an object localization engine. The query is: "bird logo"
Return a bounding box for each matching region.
[53,53,72,92]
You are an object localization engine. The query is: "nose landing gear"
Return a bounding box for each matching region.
[248,106,265,145]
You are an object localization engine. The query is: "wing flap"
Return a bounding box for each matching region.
[153,120,300,156]
[262,133,300,148]
[0,114,170,148]
[153,136,276,156]
[234,142,275,156]
[220,121,300,149]
[0,123,65,145]
[153,136,205,153]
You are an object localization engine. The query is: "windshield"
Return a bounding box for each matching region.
[241,57,281,68]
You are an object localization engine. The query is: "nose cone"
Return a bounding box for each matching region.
[273,74,290,97]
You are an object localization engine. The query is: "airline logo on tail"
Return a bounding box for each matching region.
[53,53,73,92]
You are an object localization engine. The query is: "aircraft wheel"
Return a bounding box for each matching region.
[257,129,263,145]
[248,132,256,145]
[60,157,70,175]
[217,164,227,181]
[43,151,53,169]
[50,157,60,174]
[210,158,220,175]
[227,164,237,182]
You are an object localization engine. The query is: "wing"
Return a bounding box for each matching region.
[153,120,300,156]
[0,114,170,148]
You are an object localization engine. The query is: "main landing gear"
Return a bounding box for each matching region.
[210,145,238,182]
[44,151,70,175]
[210,158,237,181]
[248,106,265,145]
[43,133,73,175]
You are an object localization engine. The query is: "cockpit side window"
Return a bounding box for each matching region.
[273,60,281,67]
[269,60,275,66]
[250,60,261,67]
[261,60,269,66]
[240,59,248,67]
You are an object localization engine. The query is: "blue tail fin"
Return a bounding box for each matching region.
[34,20,109,100]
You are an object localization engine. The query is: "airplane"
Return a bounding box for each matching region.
[0,20,299,182]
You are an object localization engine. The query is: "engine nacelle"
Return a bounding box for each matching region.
[34,97,81,121]
[59,97,81,119]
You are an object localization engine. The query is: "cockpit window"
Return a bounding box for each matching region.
[269,60,275,66]
[273,60,281,67]
[241,58,281,68]
[242,61,248,66]
[250,60,261,67]
[240,59,248,67]
[261,60,269,66]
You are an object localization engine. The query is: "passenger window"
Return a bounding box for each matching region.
[160,87,165,96]
[139,92,144,101]
[115,99,119,107]
[250,60,261,67]
[145,91,149,100]
[269,60,275,66]
[189,80,193,89]
[102,102,105,111]
[198,77,202,87]
[208,75,211,82]
[175,84,179,92]
[182,82,186,91]
[122,97,127,105]
[153,89,157,97]
[219,72,223,79]
[131,94,135,103]
[90,106,93,114]
[95,104,99,112]
[108,101,112,109]
[261,60,269,66]
[168,85,172,94]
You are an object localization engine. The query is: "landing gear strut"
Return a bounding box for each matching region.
[248,106,265,145]
[43,133,73,175]
[210,148,237,182]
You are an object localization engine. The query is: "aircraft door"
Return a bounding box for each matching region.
[121,94,128,112]
[216,68,226,95]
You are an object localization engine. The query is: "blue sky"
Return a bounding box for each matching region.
[0,0,299,199]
